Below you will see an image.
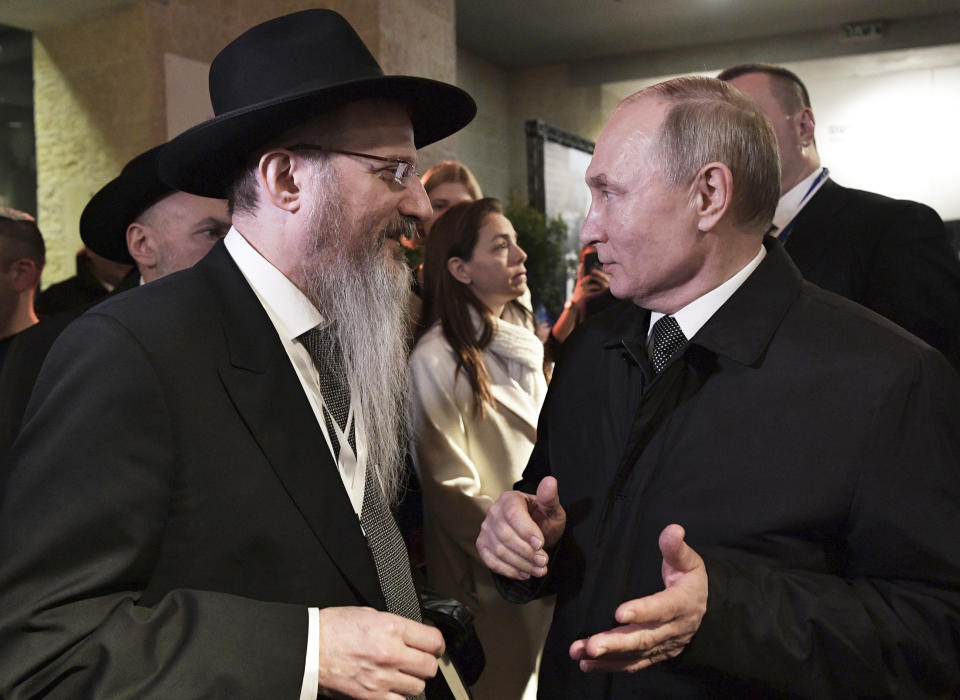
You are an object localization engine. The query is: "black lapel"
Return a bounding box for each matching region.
[785,179,848,274]
[694,237,803,367]
[199,242,386,609]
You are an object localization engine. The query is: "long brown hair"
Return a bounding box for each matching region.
[417,198,527,415]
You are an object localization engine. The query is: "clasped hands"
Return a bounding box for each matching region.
[476,476,708,673]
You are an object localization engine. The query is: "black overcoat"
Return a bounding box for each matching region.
[501,239,960,698]
[0,242,389,697]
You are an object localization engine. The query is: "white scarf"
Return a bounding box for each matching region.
[473,307,547,409]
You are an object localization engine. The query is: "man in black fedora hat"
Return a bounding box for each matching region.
[0,9,475,699]
[79,144,230,285]
[0,144,229,459]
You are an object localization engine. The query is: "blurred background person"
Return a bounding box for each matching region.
[409,198,553,700]
[422,161,484,233]
[408,160,484,246]
[35,247,133,317]
[405,160,484,296]
[548,243,616,353]
[403,161,483,341]
[0,207,43,369]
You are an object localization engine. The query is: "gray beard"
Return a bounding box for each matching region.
[299,163,414,507]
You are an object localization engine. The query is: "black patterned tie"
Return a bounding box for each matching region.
[650,315,687,374]
[297,326,422,626]
[299,326,354,455]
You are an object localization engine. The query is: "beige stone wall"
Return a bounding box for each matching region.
[456,48,511,202]
[505,63,611,204]
[455,53,621,208]
[33,0,455,286]
[378,0,458,168]
[33,5,164,283]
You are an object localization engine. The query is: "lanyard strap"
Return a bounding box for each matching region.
[778,167,829,243]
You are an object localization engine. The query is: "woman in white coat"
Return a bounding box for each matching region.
[409,198,553,700]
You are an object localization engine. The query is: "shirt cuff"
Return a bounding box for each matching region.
[299,607,320,700]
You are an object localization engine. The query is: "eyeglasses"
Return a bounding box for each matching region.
[286,144,420,186]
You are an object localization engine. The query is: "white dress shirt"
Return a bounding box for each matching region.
[648,245,766,344]
[224,227,368,700]
[771,166,828,234]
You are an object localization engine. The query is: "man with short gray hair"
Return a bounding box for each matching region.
[477,76,960,697]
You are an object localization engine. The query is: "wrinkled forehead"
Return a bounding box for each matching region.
[588,97,667,180]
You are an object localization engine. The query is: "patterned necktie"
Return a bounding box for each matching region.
[297,326,422,625]
[650,315,687,374]
[299,326,354,455]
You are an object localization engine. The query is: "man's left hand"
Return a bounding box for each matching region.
[569,524,707,673]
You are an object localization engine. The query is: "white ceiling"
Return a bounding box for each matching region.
[456,0,960,69]
[3,0,959,82]
[605,41,960,99]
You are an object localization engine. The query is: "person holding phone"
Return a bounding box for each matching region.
[549,243,616,347]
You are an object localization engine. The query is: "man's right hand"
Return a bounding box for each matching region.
[316,606,444,700]
[476,476,566,580]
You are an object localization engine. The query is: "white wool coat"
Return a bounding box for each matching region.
[409,320,553,700]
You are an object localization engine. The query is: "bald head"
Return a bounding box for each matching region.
[126,191,230,283]
[718,63,820,194]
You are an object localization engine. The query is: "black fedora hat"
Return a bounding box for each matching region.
[158,9,477,199]
[80,145,172,265]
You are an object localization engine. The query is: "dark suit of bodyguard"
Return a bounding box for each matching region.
[476,77,960,697]
[0,10,476,699]
[720,63,960,372]
[786,178,960,368]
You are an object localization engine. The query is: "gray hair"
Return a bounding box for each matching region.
[622,76,780,233]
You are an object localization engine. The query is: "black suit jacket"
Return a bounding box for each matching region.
[0,267,140,462]
[500,239,960,698]
[786,178,960,369]
[0,243,390,697]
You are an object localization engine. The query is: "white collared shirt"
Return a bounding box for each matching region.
[771,166,828,233]
[648,245,767,345]
[223,227,369,700]
[224,227,368,514]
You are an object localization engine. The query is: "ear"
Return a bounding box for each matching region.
[126,221,158,270]
[796,107,816,147]
[693,162,733,232]
[9,258,40,292]
[447,256,472,285]
[258,149,304,213]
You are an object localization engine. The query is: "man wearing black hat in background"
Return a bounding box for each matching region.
[0,145,229,459]
[0,9,475,700]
